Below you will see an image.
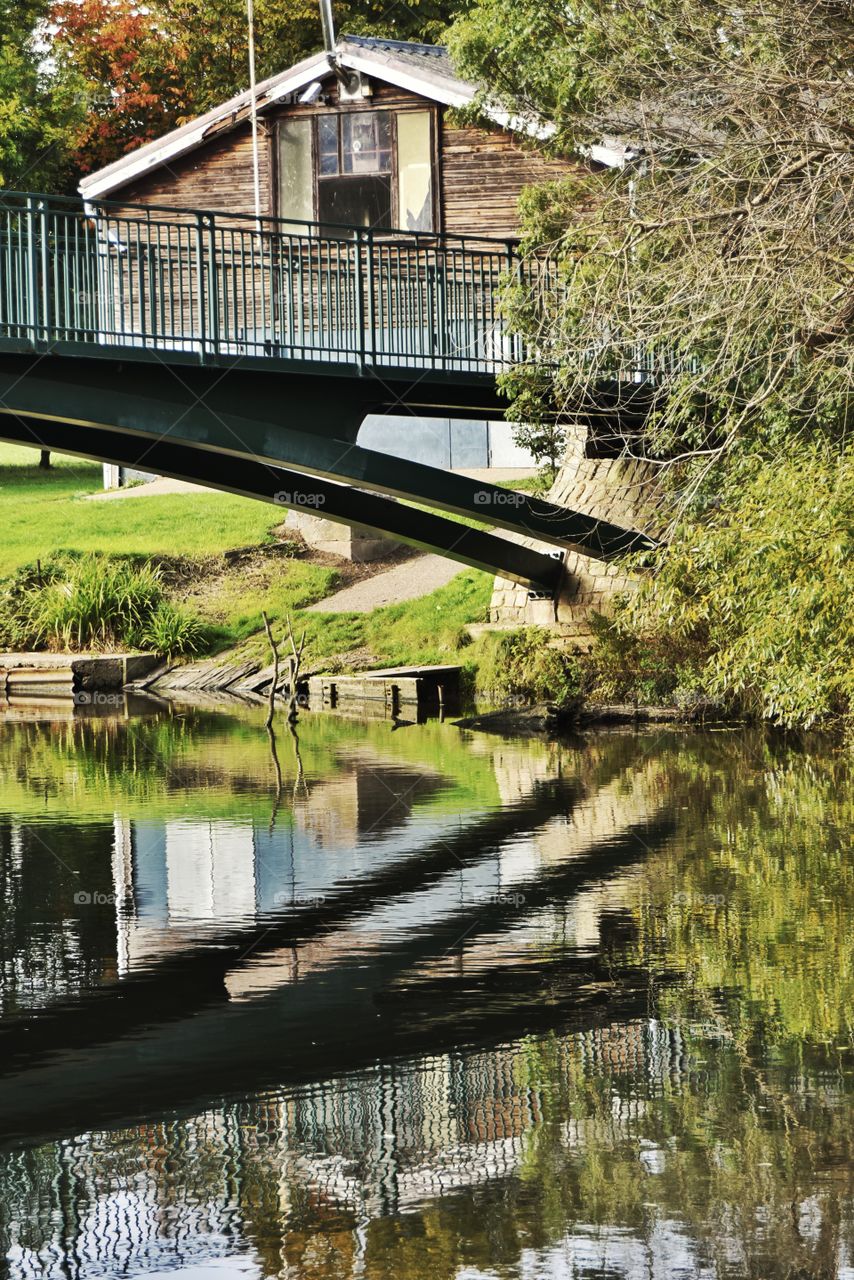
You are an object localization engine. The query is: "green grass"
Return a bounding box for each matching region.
[0,444,283,577]
[224,567,493,670]
[0,445,494,669]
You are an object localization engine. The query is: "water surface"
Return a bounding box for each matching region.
[0,703,851,1279]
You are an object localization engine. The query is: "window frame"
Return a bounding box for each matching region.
[315,108,396,230]
[276,105,439,234]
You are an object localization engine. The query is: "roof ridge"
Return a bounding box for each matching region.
[340,34,448,57]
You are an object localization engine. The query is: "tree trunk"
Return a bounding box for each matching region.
[38,450,51,470]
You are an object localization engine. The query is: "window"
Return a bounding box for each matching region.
[397,111,433,232]
[277,108,435,232]
[277,118,313,228]
[317,111,393,230]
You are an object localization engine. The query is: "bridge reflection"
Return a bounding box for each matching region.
[0,711,671,1149]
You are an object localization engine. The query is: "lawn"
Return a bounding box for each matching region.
[0,444,284,577]
[0,444,496,667]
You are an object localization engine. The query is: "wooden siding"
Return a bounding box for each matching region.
[114,81,580,240]
[440,122,580,239]
[120,127,275,219]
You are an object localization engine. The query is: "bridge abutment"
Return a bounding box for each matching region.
[490,427,669,642]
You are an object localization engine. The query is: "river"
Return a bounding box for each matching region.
[0,701,851,1279]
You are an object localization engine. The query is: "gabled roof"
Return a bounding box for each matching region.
[80,36,501,201]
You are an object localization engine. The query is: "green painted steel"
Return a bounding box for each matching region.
[0,190,534,374]
[0,190,657,589]
[0,352,653,560]
[0,414,565,591]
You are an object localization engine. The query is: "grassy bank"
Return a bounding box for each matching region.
[0,444,495,671]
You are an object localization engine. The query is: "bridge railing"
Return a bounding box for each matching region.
[0,192,539,374]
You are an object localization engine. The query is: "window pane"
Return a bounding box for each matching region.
[317,115,339,176]
[317,175,392,230]
[397,110,433,231]
[342,112,392,175]
[277,118,313,225]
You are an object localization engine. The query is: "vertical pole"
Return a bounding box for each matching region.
[207,213,220,354]
[39,199,51,343]
[365,230,375,367]
[247,0,262,225]
[355,233,365,372]
[195,212,207,359]
[505,239,517,364]
[25,196,39,341]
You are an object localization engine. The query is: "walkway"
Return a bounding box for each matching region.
[308,554,463,613]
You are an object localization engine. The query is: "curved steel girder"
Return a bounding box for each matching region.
[0,416,564,592]
[0,353,654,559]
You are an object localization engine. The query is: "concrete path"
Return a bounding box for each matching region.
[86,477,212,500]
[307,554,463,613]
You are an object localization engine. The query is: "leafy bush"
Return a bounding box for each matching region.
[471,626,583,707]
[608,442,854,729]
[0,553,204,656]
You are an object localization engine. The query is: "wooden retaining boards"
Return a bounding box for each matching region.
[307,664,459,717]
[0,653,161,701]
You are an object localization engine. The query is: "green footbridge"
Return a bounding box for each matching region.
[0,191,652,590]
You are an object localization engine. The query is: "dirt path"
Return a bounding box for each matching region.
[307,554,463,613]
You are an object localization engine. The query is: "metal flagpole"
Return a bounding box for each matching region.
[247,0,262,223]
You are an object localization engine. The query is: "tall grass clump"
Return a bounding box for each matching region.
[0,553,204,655]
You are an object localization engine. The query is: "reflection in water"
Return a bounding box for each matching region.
[0,706,851,1279]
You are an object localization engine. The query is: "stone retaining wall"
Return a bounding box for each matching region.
[490,426,670,643]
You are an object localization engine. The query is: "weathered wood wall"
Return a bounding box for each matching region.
[115,80,580,240]
[440,122,580,238]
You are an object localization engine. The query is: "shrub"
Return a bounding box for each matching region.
[472,627,583,707]
[0,553,204,656]
[136,601,205,658]
[612,442,854,729]
[25,555,163,650]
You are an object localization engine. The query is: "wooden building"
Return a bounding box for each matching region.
[79,35,579,240]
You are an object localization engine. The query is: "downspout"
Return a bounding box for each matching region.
[318,0,359,92]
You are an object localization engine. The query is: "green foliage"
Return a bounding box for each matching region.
[137,600,205,659]
[449,0,854,728]
[0,0,86,189]
[587,609,706,709]
[0,553,203,655]
[470,626,582,707]
[608,443,854,728]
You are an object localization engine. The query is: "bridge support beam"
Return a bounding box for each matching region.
[0,353,654,560]
[0,416,565,592]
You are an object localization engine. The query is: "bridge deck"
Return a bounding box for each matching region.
[0,192,542,376]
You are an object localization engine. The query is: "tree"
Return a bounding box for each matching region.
[448,0,854,461]
[0,0,86,189]
[51,0,457,177]
[447,0,854,727]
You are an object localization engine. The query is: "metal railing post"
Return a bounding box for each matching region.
[365,230,375,367]
[25,196,39,342]
[354,233,365,372]
[38,199,52,343]
[206,213,220,355]
[194,211,207,359]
